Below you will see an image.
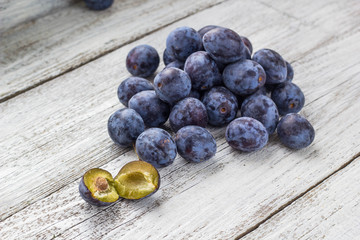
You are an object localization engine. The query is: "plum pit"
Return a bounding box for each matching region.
[79,168,119,206]
[95,177,109,192]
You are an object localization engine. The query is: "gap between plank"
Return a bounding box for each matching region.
[0,0,227,104]
[235,151,360,239]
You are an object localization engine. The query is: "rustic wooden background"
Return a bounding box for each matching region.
[0,0,359,239]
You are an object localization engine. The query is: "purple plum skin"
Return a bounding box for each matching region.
[253,49,287,85]
[271,82,305,116]
[136,128,177,168]
[188,89,202,99]
[226,117,269,152]
[166,26,202,61]
[240,36,253,55]
[129,90,170,127]
[117,77,154,107]
[163,48,177,66]
[79,177,115,207]
[241,94,279,135]
[202,86,238,126]
[198,25,221,39]
[84,0,113,10]
[154,67,192,105]
[203,27,246,64]
[285,61,294,82]
[107,108,145,147]
[277,113,315,149]
[223,59,266,96]
[184,51,222,91]
[126,45,160,78]
[169,97,208,132]
[175,126,217,163]
[165,60,184,70]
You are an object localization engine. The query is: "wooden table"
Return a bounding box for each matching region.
[1,0,359,239]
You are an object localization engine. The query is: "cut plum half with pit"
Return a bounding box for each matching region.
[79,168,119,206]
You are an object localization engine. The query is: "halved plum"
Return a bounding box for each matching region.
[114,161,160,200]
[79,168,119,206]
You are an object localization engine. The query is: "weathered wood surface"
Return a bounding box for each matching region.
[0,0,359,239]
[242,157,360,240]
[0,0,331,221]
[0,0,79,33]
[0,0,225,102]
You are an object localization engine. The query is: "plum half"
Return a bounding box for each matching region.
[79,168,119,206]
[114,161,160,200]
[79,161,160,205]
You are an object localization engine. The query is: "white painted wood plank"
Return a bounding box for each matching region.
[0,0,78,33]
[1,63,359,239]
[241,157,360,240]
[258,0,360,34]
[0,1,359,239]
[1,0,358,102]
[0,0,225,101]
[62,37,360,240]
[0,0,335,222]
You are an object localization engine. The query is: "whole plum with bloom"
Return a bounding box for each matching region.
[203,27,246,64]
[225,117,269,152]
[175,126,216,163]
[126,44,159,78]
[184,51,222,91]
[117,77,154,107]
[84,0,113,10]
[241,94,279,135]
[154,67,192,105]
[169,97,208,132]
[166,26,202,61]
[277,113,315,149]
[79,168,119,206]
[114,161,160,200]
[271,82,305,115]
[223,59,266,96]
[253,49,287,84]
[129,90,170,127]
[107,108,145,147]
[136,128,177,168]
[202,86,238,126]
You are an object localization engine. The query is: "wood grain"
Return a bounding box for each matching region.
[0,0,225,102]
[0,0,359,238]
[258,0,360,34]
[0,0,334,222]
[241,156,360,240]
[58,30,360,240]
[0,0,79,34]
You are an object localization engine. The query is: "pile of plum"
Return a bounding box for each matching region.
[79,25,315,206]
